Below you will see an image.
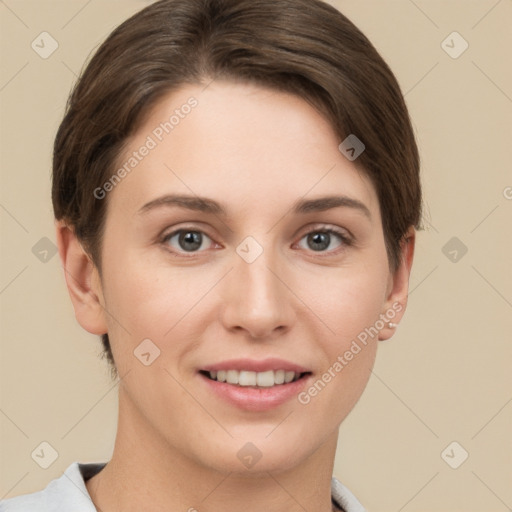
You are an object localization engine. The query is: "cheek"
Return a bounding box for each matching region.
[302,261,389,341]
[100,250,214,365]
[294,261,387,418]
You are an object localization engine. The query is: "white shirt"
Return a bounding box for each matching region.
[1,461,366,512]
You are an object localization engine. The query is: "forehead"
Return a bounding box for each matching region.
[107,80,380,221]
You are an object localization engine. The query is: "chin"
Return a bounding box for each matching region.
[193,427,323,475]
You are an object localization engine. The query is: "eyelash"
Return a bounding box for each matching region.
[160,224,353,257]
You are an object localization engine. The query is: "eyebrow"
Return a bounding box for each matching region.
[137,194,372,220]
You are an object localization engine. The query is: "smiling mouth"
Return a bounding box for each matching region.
[199,369,311,388]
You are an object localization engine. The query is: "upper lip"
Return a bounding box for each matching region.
[200,358,310,373]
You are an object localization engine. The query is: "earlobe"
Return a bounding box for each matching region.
[55,220,108,335]
[378,226,416,341]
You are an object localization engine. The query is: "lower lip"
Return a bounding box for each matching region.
[199,373,311,412]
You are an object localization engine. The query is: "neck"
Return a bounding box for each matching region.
[86,388,339,512]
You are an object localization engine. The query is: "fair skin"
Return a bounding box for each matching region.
[57,80,415,512]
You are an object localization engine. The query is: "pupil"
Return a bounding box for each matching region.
[180,231,202,251]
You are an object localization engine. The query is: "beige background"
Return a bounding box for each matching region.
[1,1,511,511]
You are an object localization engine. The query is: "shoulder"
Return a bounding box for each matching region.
[331,476,366,512]
[1,461,107,512]
[2,464,362,511]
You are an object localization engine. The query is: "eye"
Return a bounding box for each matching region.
[296,227,351,253]
[160,225,352,256]
[162,229,216,254]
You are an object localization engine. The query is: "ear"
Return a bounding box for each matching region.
[55,220,108,335]
[378,226,416,341]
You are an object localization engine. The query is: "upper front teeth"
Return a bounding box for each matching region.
[209,369,299,387]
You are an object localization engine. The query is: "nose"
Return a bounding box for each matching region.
[220,247,295,340]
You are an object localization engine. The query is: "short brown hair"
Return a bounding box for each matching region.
[53,0,422,376]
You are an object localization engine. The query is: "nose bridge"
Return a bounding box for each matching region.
[242,249,280,303]
[221,239,293,337]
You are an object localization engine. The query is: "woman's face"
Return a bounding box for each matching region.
[91,80,409,473]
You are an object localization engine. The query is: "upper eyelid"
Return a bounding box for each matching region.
[162,225,215,243]
[162,223,350,239]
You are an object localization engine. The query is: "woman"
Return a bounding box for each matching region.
[2,0,421,510]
